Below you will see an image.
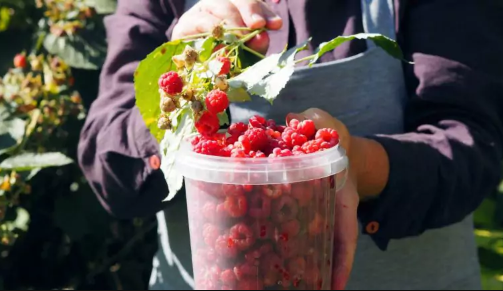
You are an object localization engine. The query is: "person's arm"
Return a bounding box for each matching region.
[78,0,181,219]
[355,0,503,250]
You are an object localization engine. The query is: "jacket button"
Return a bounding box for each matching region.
[366,222,380,235]
[149,155,161,170]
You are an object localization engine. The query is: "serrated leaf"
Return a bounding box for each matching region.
[248,40,309,103]
[84,0,117,14]
[43,30,107,69]
[0,152,73,171]
[230,53,282,91]
[195,37,215,62]
[0,118,25,155]
[227,86,251,103]
[310,33,410,65]
[135,39,191,142]
[218,112,229,126]
[160,112,195,201]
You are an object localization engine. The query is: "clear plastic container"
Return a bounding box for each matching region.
[176,137,348,290]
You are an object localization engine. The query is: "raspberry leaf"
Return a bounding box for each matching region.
[228,53,282,91]
[310,33,411,66]
[195,37,215,62]
[227,86,251,103]
[218,112,230,126]
[0,152,73,171]
[0,108,26,155]
[160,107,195,201]
[248,40,310,104]
[135,39,191,142]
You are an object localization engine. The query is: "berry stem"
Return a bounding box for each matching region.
[295,55,317,64]
[178,32,211,41]
[227,27,254,32]
[241,45,266,59]
[239,29,265,44]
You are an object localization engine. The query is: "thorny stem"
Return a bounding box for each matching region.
[239,29,264,44]
[178,32,211,41]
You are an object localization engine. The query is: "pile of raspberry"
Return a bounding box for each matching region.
[191,178,335,290]
[192,115,340,158]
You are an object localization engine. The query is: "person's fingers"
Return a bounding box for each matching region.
[229,0,267,29]
[258,1,283,30]
[201,0,246,29]
[229,0,282,30]
[332,179,359,290]
[172,11,222,39]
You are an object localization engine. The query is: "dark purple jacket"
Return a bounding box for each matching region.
[78,0,503,249]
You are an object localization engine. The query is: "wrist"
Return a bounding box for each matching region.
[348,136,390,200]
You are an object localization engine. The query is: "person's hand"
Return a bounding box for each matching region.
[287,108,359,290]
[172,0,283,54]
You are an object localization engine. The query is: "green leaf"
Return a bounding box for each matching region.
[135,39,191,142]
[84,0,117,14]
[12,207,29,231]
[229,53,282,91]
[218,112,229,126]
[0,152,73,171]
[0,117,25,155]
[248,40,309,103]
[310,33,410,65]
[195,37,215,62]
[227,86,251,103]
[43,30,108,70]
[160,111,195,201]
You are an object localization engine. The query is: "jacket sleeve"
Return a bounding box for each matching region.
[78,0,182,219]
[359,0,503,250]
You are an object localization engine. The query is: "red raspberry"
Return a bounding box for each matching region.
[222,184,245,197]
[212,44,226,54]
[243,184,254,192]
[292,145,306,156]
[229,223,256,251]
[226,135,239,145]
[260,253,283,277]
[266,128,281,139]
[280,219,301,239]
[158,71,184,95]
[206,90,229,114]
[252,221,274,240]
[221,269,237,288]
[269,148,293,158]
[282,128,308,148]
[308,213,324,236]
[243,128,268,151]
[265,139,289,155]
[289,119,316,139]
[207,265,222,283]
[216,203,230,219]
[249,115,266,129]
[215,235,239,258]
[248,195,271,219]
[203,224,220,247]
[202,202,217,221]
[217,56,232,75]
[316,128,339,146]
[266,119,277,130]
[273,196,299,223]
[196,111,220,137]
[234,263,259,281]
[230,148,249,158]
[277,125,287,133]
[228,122,248,136]
[194,140,224,156]
[262,184,283,199]
[244,243,274,264]
[301,139,328,154]
[13,54,27,68]
[235,135,252,152]
[249,151,266,158]
[277,238,300,259]
[224,194,248,218]
[191,135,202,146]
[292,182,313,207]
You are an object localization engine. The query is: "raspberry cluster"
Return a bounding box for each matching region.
[190,178,336,290]
[192,115,339,158]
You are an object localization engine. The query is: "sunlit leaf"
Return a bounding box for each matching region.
[0,152,73,171]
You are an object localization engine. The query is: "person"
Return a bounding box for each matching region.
[78,0,503,290]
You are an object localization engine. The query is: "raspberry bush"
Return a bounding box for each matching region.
[0,1,157,290]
